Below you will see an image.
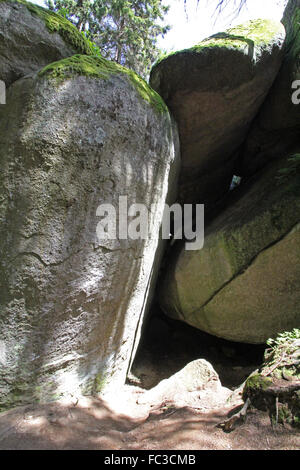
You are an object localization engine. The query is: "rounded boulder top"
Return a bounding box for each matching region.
[150,18,285,99]
[0,0,93,86]
[149,19,286,206]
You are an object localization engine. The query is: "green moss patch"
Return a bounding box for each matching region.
[93,373,108,393]
[242,330,300,427]
[225,19,284,46]
[285,5,300,45]
[244,373,273,393]
[0,0,93,55]
[153,19,283,67]
[287,8,300,59]
[39,54,168,114]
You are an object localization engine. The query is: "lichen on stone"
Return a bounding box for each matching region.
[39,54,169,114]
[0,0,93,55]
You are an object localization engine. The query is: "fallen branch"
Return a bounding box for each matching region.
[261,352,286,377]
[217,398,251,433]
[262,382,300,397]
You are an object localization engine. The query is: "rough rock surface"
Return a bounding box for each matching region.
[0,0,92,87]
[0,55,180,409]
[150,19,285,206]
[239,0,300,176]
[159,156,300,344]
[137,359,230,408]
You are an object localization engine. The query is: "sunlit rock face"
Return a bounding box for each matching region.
[150,19,285,207]
[0,0,92,87]
[158,156,300,344]
[238,0,300,176]
[0,56,180,409]
[137,359,230,409]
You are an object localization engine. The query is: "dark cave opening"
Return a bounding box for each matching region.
[129,303,266,391]
[128,171,268,394]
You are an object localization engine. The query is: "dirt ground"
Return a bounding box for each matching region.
[0,392,299,450]
[0,312,299,450]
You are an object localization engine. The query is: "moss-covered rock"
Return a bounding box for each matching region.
[156,19,284,62]
[0,0,93,86]
[239,0,300,176]
[244,374,273,394]
[282,0,300,49]
[39,54,168,114]
[1,0,93,54]
[150,19,285,206]
[0,64,180,410]
[242,330,300,427]
[159,155,300,344]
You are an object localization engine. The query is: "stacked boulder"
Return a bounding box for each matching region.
[158,156,300,343]
[150,19,286,206]
[0,0,93,86]
[239,0,300,175]
[0,0,299,412]
[151,2,300,344]
[0,2,180,408]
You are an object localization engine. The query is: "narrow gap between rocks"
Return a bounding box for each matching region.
[129,303,266,392]
[128,174,264,395]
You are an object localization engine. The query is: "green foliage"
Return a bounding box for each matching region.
[244,329,300,396]
[264,329,300,380]
[266,328,300,347]
[186,0,287,18]
[266,329,300,359]
[243,329,300,427]
[46,0,170,78]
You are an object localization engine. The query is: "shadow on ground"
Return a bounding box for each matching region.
[0,396,299,450]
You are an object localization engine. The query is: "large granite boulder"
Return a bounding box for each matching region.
[238,0,300,176]
[0,0,93,87]
[159,155,300,344]
[0,55,180,409]
[149,19,285,206]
